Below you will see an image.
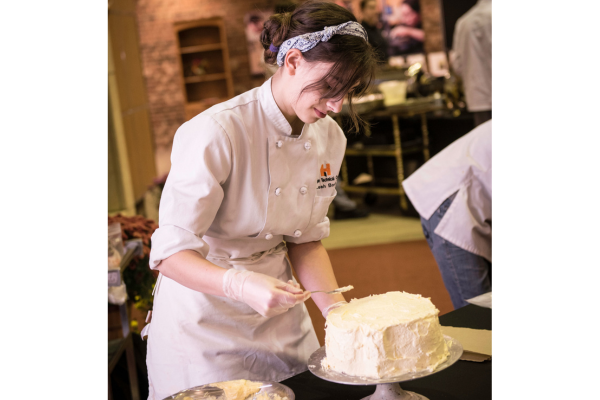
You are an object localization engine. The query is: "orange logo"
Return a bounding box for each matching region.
[320,163,331,177]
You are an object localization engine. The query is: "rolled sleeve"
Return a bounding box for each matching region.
[149,116,232,269]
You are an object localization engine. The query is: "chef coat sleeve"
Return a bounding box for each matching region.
[149,116,232,269]
[451,18,464,78]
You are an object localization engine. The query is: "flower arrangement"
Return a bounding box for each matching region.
[108,214,159,311]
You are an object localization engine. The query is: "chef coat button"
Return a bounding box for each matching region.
[300,186,308,194]
[265,233,273,240]
[275,187,282,196]
[304,141,311,150]
[276,140,283,148]
[294,230,302,237]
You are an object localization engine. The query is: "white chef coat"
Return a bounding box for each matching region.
[146,78,346,399]
[402,120,491,262]
[452,0,492,112]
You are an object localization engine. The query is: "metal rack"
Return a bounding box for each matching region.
[108,239,143,400]
[337,96,446,210]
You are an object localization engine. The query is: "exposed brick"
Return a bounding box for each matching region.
[135,0,443,173]
[135,0,280,165]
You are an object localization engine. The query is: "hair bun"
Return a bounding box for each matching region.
[261,11,293,65]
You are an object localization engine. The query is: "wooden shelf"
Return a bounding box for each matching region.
[345,144,424,157]
[345,146,397,157]
[184,73,227,84]
[180,43,223,54]
[342,185,402,195]
[174,18,233,121]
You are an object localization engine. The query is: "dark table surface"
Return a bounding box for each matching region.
[281,304,491,400]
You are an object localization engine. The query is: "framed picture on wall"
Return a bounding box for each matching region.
[244,10,272,76]
[382,0,425,56]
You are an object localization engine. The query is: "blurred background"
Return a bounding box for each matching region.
[107,0,489,398]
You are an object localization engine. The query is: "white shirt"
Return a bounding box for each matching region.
[452,0,492,112]
[402,120,492,262]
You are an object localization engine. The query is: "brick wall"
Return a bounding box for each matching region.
[136,0,277,175]
[135,0,443,175]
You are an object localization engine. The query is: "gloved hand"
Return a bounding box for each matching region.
[322,301,348,319]
[222,269,311,318]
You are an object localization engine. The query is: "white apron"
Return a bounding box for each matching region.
[146,245,319,400]
[145,78,346,399]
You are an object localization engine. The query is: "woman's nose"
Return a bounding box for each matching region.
[327,97,344,114]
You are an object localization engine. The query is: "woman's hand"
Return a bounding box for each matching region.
[222,269,311,318]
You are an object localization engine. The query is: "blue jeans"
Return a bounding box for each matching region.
[421,192,492,309]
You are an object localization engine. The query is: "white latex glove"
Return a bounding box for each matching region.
[322,301,348,319]
[222,269,311,318]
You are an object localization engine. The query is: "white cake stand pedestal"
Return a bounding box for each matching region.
[360,382,425,400]
[308,335,463,400]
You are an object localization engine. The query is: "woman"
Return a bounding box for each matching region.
[145,2,378,398]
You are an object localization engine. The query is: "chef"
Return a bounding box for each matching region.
[452,0,492,127]
[143,2,379,399]
[402,120,492,309]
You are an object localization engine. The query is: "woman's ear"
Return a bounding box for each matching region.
[283,48,303,76]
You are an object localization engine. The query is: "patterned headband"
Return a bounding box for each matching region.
[274,21,368,67]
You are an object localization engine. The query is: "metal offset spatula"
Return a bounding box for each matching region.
[310,285,354,295]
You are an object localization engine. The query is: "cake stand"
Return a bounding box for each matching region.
[308,335,462,400]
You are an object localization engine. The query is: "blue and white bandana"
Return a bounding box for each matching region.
[275,21,368,67]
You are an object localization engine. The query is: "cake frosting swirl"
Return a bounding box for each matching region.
[321,291,449,379]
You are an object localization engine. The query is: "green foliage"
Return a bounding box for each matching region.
[109,214,159,311]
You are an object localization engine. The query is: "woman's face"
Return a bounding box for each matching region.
[290,61,346,124]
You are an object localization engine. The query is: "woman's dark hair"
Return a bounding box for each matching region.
[260,0,378,133]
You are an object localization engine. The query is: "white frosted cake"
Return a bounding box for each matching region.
[322,291,449,379]
[210,379,262,399]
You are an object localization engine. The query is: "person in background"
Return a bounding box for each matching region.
[452,0,492,127]
[360,0,389,63]
[387,0,424,55]
[402,120,491,309]
[144,2,378,399]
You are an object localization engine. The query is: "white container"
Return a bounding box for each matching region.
[378,80,407,106]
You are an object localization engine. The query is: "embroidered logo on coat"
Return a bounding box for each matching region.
[320,163,331,177]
